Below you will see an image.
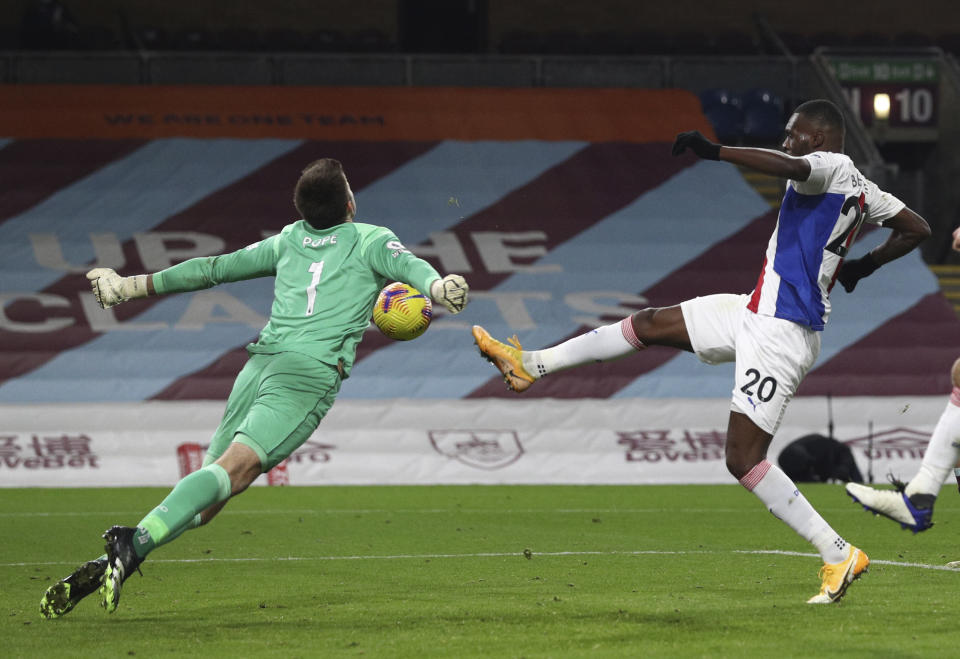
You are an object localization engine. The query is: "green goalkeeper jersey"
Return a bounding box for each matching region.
[152,220,441,377]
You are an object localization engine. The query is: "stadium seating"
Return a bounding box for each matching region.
[710,29,758,55]
[136,26,169,50]
[540,30,583,55]
[809,31,849,49]
[773,31,813,55]
[170,27,216,51]
[350,29,394,53]
[5,19,949,58]
[578,30,635,55]
[217,28,262,52]
[624,30,672,55]
[261,28,309,52]
[699,88,744,143]
[698,87,786,146]
[849,32,891,49]
[670,31,713,55]
[740,87,784,144]
[75,25,120,50]
[497,29,542,54]
[937,32,960,54]
[304,29,348,52]
[500,28,762,57]
[893,31,934,48]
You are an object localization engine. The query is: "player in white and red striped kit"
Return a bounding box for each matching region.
[473,99,931,603]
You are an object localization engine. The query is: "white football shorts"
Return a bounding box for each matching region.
[680,293,821,435]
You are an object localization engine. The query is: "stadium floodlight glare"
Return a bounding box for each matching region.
[873,93,891,121]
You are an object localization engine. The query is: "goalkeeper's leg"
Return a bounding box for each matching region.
[132,452,235,556]
[101,442,260,612]
[131,355,263,555]
[132,461,235,559]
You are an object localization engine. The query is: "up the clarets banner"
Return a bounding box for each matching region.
[1,86,957,486]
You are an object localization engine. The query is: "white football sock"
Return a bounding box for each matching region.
[905,389,960,498]
[522,317,644,378]
[740,460,849,564]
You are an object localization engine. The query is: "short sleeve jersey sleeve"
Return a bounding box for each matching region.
[792,151,905,226]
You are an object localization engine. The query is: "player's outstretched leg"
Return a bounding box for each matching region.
[39,557,107,619]
[845,482,934,533]
[472,325,536,392]
[100,526,145,613]
[807,545,870,604]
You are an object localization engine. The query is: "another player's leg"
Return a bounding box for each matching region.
[846,363,960,532]
[472,305,689,392]
[39,556,108,619]
[844,480,936,533]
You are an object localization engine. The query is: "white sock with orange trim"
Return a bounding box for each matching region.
[522,317,644,378]
[906,389,960,498]
[740,460,849,564]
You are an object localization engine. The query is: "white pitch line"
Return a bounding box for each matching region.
[4,549,960,572]
[739,549,960,572]
[0,507,792,517]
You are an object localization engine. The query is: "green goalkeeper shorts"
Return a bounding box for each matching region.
[205,351,342,471]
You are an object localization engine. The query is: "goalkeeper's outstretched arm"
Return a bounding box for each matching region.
[430,274,469,314]
[86,268,155,309]
[86,236,278,309]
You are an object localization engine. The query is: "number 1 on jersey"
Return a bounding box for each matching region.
[305,261,324,316]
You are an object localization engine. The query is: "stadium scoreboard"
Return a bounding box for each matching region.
[831,57,939,142]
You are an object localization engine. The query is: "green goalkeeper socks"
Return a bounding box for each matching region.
[133,513,203,557]
[133,463,232,559]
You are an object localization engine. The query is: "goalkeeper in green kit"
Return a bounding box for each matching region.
[39,158,469,618]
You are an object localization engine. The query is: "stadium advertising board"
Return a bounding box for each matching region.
[0,397,943,487]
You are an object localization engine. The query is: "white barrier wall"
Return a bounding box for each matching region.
[0,396,944,487]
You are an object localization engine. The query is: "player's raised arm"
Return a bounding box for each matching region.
[671,130,811,180]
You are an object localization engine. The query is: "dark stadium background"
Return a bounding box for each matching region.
[2,0,959,488]
[3,0,959,261]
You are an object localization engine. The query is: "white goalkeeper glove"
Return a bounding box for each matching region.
[429,274,469,314]
[86,268,149,309]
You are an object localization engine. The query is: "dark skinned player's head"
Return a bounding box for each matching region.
[782,99,845,156]
[294,158,356,230]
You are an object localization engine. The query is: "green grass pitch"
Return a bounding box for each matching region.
[3,484,960,657]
